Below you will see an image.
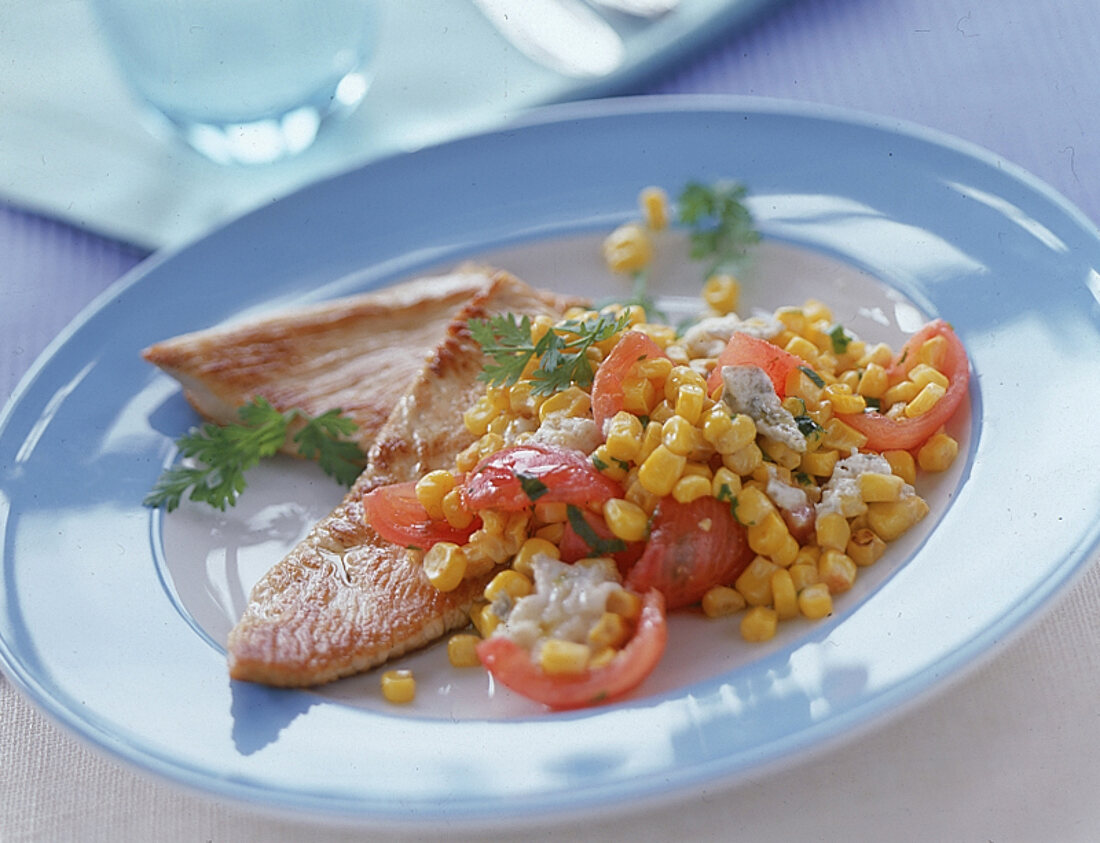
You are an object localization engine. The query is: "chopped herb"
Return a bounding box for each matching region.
[471,310,633,396]
[794,413,824,438]
[144,398,365,512]
[864,396,882,412]
[829,324,853,355]
[716,482,735,502]
[798,365,826,389]
[566,505,628,556]
[517,472,549,502]
[794,471,813,487]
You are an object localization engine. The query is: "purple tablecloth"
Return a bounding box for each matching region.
[3,1,1099,840]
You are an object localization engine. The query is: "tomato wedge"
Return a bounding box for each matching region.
[461,443,623,512]
[591,331,669,432]
[706,331,809,398]
[362,481,480,548]
[837,319,970,451]
[625,496,751,610]
[476,589,668,710]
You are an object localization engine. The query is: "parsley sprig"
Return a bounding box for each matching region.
[144,398,366,512]
[678,180,760,275]
[470,310,633,396]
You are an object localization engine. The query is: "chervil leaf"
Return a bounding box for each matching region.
[145,399,365,511]
[293,409,367,486]
[678,180,760,276]
[471,310,633,397]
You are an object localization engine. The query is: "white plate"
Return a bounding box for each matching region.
[2,97,1099,825]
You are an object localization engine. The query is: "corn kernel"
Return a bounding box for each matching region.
[640,186,669,230]
[917,334,948,369]
[625,474,662,514]
[606,588,642,621]
[439,488,474,530]
[447,634,482,668]
[711,466,742,502]
[463,397,498,436]
[847,527,887,567]
[798,583,834,620]
[638,420,664,462]
[815,511,851,551]
[666,473,709,504]
[866,495,930,541]
[701,585,746,617]
[918,432,959,472]
[539,639,591,675]
[661,415,702,457]
[380,669,416,704]
[818,549,858,593]
[484,569,533,603]
[788,368,825,406]
[603,497,650,542]
[856,362,889,399]
[603,222,653,274]
[638,444,687,497]
[539,386,591,422]
[588,612,630,650]
[605,411,645,462]
[799,448,838,478]
[907,363,950,390]
[821,417,869,452]
[883,379,921,406]
[702,273,741,315]
[413,470,457,520]
[788,562,819,591]
[732,484,775,526]
[905,381,946,418]
[784,335,820,365]
[771,534,800,568]
[771,569,799,620]
[747,511,790,557]
[858,472,905,503]
[622,376,658,416]
[591,444,629,482]
[723,442,763,476]
[702,408,755,454]
[423,542,468,592]
[740,606,779,642]
[674,381,706,425]
[512,540,558,580]
[759,438,802,470]
[823,385,867,415]
[883,449,917,485]
[735,555,779,606]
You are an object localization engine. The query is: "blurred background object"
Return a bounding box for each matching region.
[89,0,378,165]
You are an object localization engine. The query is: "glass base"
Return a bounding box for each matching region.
[149,70,371,166]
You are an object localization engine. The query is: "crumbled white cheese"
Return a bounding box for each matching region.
[530,413,601,455]
[816,453,915,518]
[765,465,810,511]
[678,315,783,359]
[721,365,807,453]
[497,556,622,654]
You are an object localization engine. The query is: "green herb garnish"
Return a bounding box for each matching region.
[566,505,629,555]
[470,310,632,396]
[829,324,853,355]
[678,180,760,275]
[517,472,549,502]
[144,398,365,512]
[798,365,826,389]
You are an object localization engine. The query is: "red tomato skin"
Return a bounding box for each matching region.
[706,332,809,398]
[591,331,670,432]
[558,507,645,575]
[461,443,623,512]
[476,589,668,710]
[362,481,480,548]
[625,496,751,610]
[837,319,970,451]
